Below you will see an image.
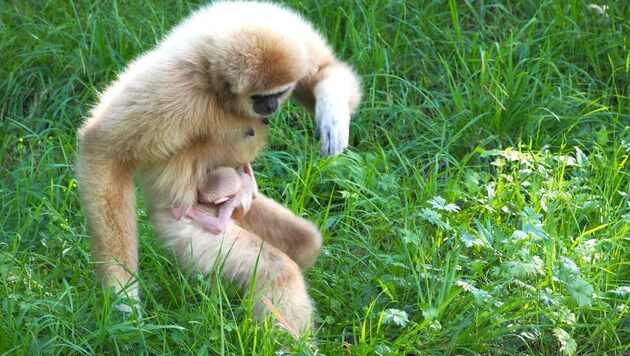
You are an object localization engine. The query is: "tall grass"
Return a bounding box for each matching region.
[1,0,628,354]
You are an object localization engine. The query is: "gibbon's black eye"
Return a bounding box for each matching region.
[262,117,270,125]
[246,128,255,136]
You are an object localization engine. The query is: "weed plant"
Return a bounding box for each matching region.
[1,0,628,354]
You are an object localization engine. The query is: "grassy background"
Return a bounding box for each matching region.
[1,0,629,354]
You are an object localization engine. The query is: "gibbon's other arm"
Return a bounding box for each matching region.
[292,38,362,156]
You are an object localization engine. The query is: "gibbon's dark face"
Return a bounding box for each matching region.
[251,87,290,116]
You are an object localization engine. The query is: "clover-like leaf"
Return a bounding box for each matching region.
[568,279,594,309]
[553,327,577,356]
[558,256,580,278]
[461,232,484,248]
[420,303,437,320]
[501,256,544,278]
[417,208,450,230]
[400,228,419,246]
[427,196,461,213]
[612,286,630,297]
[382,308,409,328]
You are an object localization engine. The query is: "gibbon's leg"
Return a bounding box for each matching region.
[154,214,314,335]
[237,194,322,270]
[76,152,140,309]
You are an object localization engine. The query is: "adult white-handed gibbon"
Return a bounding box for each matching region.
[77,1,361,337]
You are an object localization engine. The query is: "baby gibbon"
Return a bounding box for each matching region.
[172,165,256,234]
[77,1,361,337]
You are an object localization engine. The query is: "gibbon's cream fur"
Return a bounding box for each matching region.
[77,1,361,336]
[172,165,256,234]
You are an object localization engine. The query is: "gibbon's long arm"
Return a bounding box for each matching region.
[77,127,140,304]
[292,45,361,156]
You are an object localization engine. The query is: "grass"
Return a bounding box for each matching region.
[1,0,629,354]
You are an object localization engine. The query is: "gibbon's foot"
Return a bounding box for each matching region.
[108,282,143,319]
[237,194,322,270]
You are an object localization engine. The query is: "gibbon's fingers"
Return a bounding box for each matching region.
[243,163,258,198]
[227,171,255,220]
[113,299,143,319]
[315,98,350,156]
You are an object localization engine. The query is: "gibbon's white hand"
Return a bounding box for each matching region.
[314,75,353,156]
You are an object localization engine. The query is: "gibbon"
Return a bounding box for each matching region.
[77,1,361,337]
[172,164,256,234]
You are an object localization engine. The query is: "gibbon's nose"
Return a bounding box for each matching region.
[265,99,278,113]
[253,97,278,116]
